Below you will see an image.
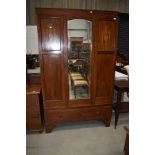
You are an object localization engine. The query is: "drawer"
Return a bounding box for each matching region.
[28,74,41,85]
[26,94,39,107]
[80,108,104,119]
[45,106,111,123]
[26,117,42,131]
[26,100,40,118]
[26,108,40,118]
[26,93,41,118]
[26,106,40,113]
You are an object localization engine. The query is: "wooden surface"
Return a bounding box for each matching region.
[26,84,43,132]
[26,84,41,94]
[93,51,116,105]
[40,18,61,51]
[37,8,118,132]
[27,73,41,85]
[44,106,112,133]
[42,55,65,102]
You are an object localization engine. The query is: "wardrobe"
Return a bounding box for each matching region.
[36,8,118,133]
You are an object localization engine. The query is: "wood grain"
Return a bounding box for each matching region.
[37,8,118,132]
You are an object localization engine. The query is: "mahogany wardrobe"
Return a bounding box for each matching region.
[36,8,118,133]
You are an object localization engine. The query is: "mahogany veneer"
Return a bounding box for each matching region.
[37,8,118,133]
[26,84,43,132]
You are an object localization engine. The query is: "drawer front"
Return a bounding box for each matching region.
[26,94,39,107]
[45,106,111,123]
[28,74,41,85]
[26,93,41,118]
[26,108,40,118]
[26,117,42,131]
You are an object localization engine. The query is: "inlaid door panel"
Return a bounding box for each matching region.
[97,20,117,50]
[40,18,62,51]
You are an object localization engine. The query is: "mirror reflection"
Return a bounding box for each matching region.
[67,19,92,100]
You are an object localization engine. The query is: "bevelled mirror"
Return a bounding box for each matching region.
[67,19,92,100]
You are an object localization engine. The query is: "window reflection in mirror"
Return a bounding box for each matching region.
[67,19,92,100]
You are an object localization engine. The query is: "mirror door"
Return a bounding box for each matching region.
[67,19,92,100]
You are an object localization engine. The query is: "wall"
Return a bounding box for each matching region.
[26,0,129,25]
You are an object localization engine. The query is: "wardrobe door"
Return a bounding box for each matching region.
[39,17,66,108]
[93,16,118,105]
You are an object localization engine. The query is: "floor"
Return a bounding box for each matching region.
[26,113,129,155]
